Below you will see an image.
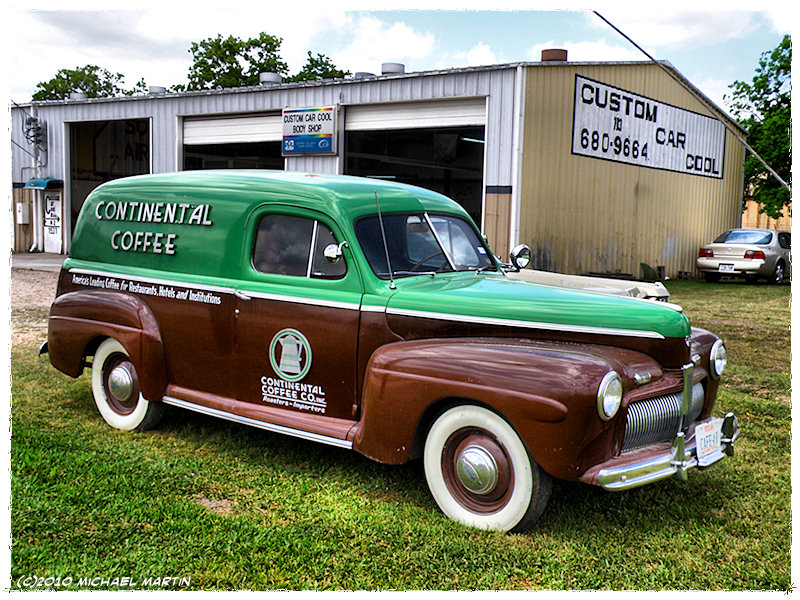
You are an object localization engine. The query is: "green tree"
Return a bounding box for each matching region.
[32,65,146,100]
[726,35,791,218]
[183,33,289,90]
[286,52,350,82]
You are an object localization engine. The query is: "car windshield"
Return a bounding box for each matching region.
[714,230,773,245]
[355,212,496,278]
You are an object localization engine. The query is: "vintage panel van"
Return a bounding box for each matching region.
[42,170,739,532]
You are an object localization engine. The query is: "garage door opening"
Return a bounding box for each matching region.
[69,118,150,236]
[184,141,283,170]
[345,126,485,225]
[182,113,284,172]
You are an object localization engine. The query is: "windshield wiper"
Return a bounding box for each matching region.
[392,270,438,277]
[473,265,498,273]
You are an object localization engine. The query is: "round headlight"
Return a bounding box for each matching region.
[597,371,623,421]
[709,339,727,379]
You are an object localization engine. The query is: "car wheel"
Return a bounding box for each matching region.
[770,261,785,285]
[423,404,551,532]
[91,338,164,431]
[703,272,721,283]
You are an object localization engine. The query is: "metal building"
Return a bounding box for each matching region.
[10,55,746,278]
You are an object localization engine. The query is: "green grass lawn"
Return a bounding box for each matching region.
[9,279,791,590]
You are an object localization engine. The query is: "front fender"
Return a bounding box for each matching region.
[351,337,632,479]
[47,289,168,403]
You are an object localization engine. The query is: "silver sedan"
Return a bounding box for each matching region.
[697,229,791,284]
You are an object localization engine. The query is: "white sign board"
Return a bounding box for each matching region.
[282,107,336,155]
[572,75,726,178]
[44,191,62,254]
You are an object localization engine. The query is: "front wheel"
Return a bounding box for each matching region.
[423,405,551,532]
[91,338,164,431]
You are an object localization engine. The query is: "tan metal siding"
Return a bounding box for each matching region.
[12,188,35,252]
[519,64,744,278]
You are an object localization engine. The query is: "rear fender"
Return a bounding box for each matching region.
[47,290,168,402]
[351,337,622,479]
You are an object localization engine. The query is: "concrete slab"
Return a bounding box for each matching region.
[11,252,67,272]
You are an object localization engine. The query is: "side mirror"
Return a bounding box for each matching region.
[509,244,531,271]
[323,241,348,263]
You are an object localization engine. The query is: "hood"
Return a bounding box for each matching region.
[383,273,690,365]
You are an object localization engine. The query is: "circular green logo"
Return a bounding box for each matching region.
[269,328,312,382]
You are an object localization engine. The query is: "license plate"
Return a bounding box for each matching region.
[696,418,723,466]
[719,264,735,272]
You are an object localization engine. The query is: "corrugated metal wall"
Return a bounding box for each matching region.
[11,68,519,252]
[519,63,745,279]
[11,67,518,186]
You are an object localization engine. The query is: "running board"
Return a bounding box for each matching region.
[162,396,354,450]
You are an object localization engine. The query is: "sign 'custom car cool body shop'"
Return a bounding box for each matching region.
[42,170,739,532]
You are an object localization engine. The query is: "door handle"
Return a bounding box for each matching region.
[234,289,252,301]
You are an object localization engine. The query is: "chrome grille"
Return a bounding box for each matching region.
[622,383,704,451]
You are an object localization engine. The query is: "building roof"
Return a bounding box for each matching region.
[15,60,743,133]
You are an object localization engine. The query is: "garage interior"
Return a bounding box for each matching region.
[344,126,485,225]
[69,118,150,231]
[183,141,284,171]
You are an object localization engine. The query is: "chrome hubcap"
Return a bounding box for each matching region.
[108,364,134,402]
[456,445,499,495]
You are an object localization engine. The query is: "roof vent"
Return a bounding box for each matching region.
[148,86,166,95]
[69,92,88,100]
[259,72,282,85]
[354,72,376,79]
[541,48,568,62]
[381,62,405,75]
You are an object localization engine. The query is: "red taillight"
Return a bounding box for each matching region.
[699,248,714,257]
[744,250,766,260]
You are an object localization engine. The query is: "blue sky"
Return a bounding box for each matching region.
[5,2,793,116]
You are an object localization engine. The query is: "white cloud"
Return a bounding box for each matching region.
[439,42,505,69]
[329,15,436,75]
[7,7,352,100]
[762,6,795,34]
[465,42,501,67]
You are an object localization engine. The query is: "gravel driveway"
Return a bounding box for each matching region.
[11,268,59,343]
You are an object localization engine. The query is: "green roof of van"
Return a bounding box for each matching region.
[66,170,471,281]
[93,170,465,221]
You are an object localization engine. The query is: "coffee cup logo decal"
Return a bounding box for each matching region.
[269,329,312,382]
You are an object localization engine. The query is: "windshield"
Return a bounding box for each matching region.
[355,212,496,279]
[714,230,773,245]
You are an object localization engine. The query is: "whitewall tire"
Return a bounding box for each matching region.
[423,404,551,532]
[91,338,163,431]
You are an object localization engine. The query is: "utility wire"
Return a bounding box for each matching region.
[11,138,37,159]
[593,10,791,193]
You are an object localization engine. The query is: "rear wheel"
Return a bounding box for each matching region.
[703,272,721,283]
[423,405,551,532]
[91,338,164,431]
[769,261,785,285]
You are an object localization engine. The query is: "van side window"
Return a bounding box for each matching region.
[252,214,346,279]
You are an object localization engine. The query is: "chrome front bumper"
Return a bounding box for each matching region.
[587,412,740,491]
[580,361,739,491]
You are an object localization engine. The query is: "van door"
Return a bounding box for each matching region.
[233,209,363,425]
